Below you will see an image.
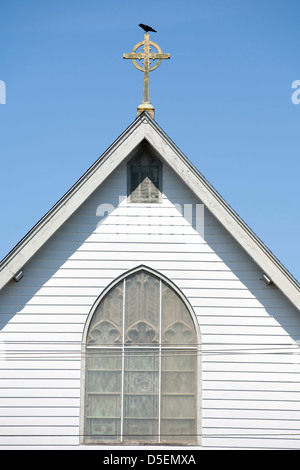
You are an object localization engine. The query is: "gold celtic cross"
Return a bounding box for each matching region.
[123,32,170,118]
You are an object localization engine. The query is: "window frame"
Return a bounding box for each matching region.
[80,265,201,446]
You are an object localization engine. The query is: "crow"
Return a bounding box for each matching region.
[139,23,157,33]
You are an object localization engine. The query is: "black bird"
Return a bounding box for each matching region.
[139,23,157,33]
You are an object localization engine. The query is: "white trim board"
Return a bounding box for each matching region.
[0,112,299,311]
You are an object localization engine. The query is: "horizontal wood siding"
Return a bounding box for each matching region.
[0,161,300,449]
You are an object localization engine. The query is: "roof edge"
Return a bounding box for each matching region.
[149,115,300,291]
[142,114,300,310]
[0,113,148,287]
[0,111,299,312]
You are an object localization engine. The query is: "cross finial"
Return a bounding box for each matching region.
[123,31,170,119]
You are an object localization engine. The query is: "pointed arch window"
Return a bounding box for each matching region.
[128,148,162,203]
[83,269,199,445]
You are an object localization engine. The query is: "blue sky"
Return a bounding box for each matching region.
[0,0,299,282]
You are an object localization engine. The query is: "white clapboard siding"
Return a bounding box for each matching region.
[0,369,81,380]
[0,378,80,388]
[0,417,79,426]
[204,381,300,392]
[0,387,80,398]
[0,160,300,450]
[1,281,280,297]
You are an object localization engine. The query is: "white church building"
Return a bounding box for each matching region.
[0,112,300,450]
[1,32,300,450]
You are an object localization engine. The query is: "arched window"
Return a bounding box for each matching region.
[82,268,199,445]
[128,147,162,203]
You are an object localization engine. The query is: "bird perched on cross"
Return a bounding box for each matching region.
[139,23,157,33]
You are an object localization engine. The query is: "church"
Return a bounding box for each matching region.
[0,31,300,450]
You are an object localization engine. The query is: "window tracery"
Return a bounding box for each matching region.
[84,269,198,444]
[128,149,162,203]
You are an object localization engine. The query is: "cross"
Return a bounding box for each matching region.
[123,33,170,119]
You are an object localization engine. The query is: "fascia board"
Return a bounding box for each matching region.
[0,116,148,290]
[143,118,300,311]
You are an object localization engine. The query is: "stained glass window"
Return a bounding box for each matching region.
[84,270,198,444]
[128,151,161,203]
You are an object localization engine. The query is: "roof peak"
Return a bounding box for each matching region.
[0,114,299,310]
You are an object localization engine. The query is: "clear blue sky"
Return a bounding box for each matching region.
[0,0,299,282]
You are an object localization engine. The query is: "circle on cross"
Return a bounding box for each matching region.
[125,34,169,72]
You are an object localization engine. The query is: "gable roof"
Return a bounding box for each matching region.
[1,112,299,310]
